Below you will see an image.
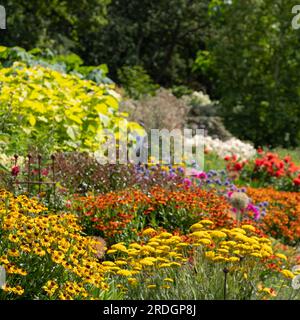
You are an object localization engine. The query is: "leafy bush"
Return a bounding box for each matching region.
[0,61,144,155]
[117,65,159,99]
[0,46,113,84]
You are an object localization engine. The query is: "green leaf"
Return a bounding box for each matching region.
[66,126,77,141]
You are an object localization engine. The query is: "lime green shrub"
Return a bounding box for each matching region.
[0,61,144,154]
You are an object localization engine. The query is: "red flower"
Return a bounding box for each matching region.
[275,169,284,177]
[293,178,300,186]
[234,162,243,171]
[41,168,49,176]
[257,147,263,154]
[11,165,20,177]
[284,156,291,163]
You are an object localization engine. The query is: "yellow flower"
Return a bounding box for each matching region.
[142,228,156,236]
[228,257,240,262]
[147,284,157,289]
[42,280,59,297]
[117,269,132,277]
[250,252,262,258]
[105,248,118,255]
[128,277,138,285]
[210,231,227,239]
[275,253,287,261]
[158,263,172,268]
[115,260,128,266]
[129,243,142,249]
[163,278,174,283]
[190,223,203,231]
[231,228,246,235]
[212,256,226,262]
[218,248,229,254]
[102,261,116,267]
[200,219,214,225]
[241,225,256,232]
[205,251,215,259]
[7,249,20,257]
[111,243,127,252]
[281,269,294,279]
[159,232,173,239]
[197,239,211,245]
[8,234,20,243]
[139,258,155,266]
[190,231,211,239]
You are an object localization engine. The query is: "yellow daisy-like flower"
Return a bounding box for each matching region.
[117,269,132,277]
[275,253,287,261]
[281,269,295,279]
[102,261,116,267]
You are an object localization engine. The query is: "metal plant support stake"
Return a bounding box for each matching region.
[12,154,57,198]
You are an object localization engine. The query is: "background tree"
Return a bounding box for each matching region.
[2,0,110,53]
[88,0,211,86]
[204,0,300,147]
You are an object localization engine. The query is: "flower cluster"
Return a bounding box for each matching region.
[230,151,300,191]
[107,220,295,299]
[74,185,235,243]
[247,187,300,245]
[203,137,256,161]
[0,189,113,299]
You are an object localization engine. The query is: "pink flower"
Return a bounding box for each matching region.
[183,178,192,187]
[196,171,207,179]
[227,191,233,198]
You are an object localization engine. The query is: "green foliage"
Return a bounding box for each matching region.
[117,65,159,99]
[0,61,144,155]
[171,85,193,98]
[89,0,211,86]
[205,0,300,147]
[0,46,112,84]
[1,0,110,54]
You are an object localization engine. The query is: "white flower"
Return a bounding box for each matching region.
[292,265,300,273]
[202,136,256,161]
[292,274,300,290]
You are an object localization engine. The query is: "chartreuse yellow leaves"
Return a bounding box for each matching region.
[0,62,144,153]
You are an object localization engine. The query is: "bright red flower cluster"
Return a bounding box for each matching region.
[254,152,299,178]
[224,155,247,172]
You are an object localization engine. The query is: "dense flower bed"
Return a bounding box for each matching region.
[247,187,300,245]
[73,186,235,243]
[1,189,299,300]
